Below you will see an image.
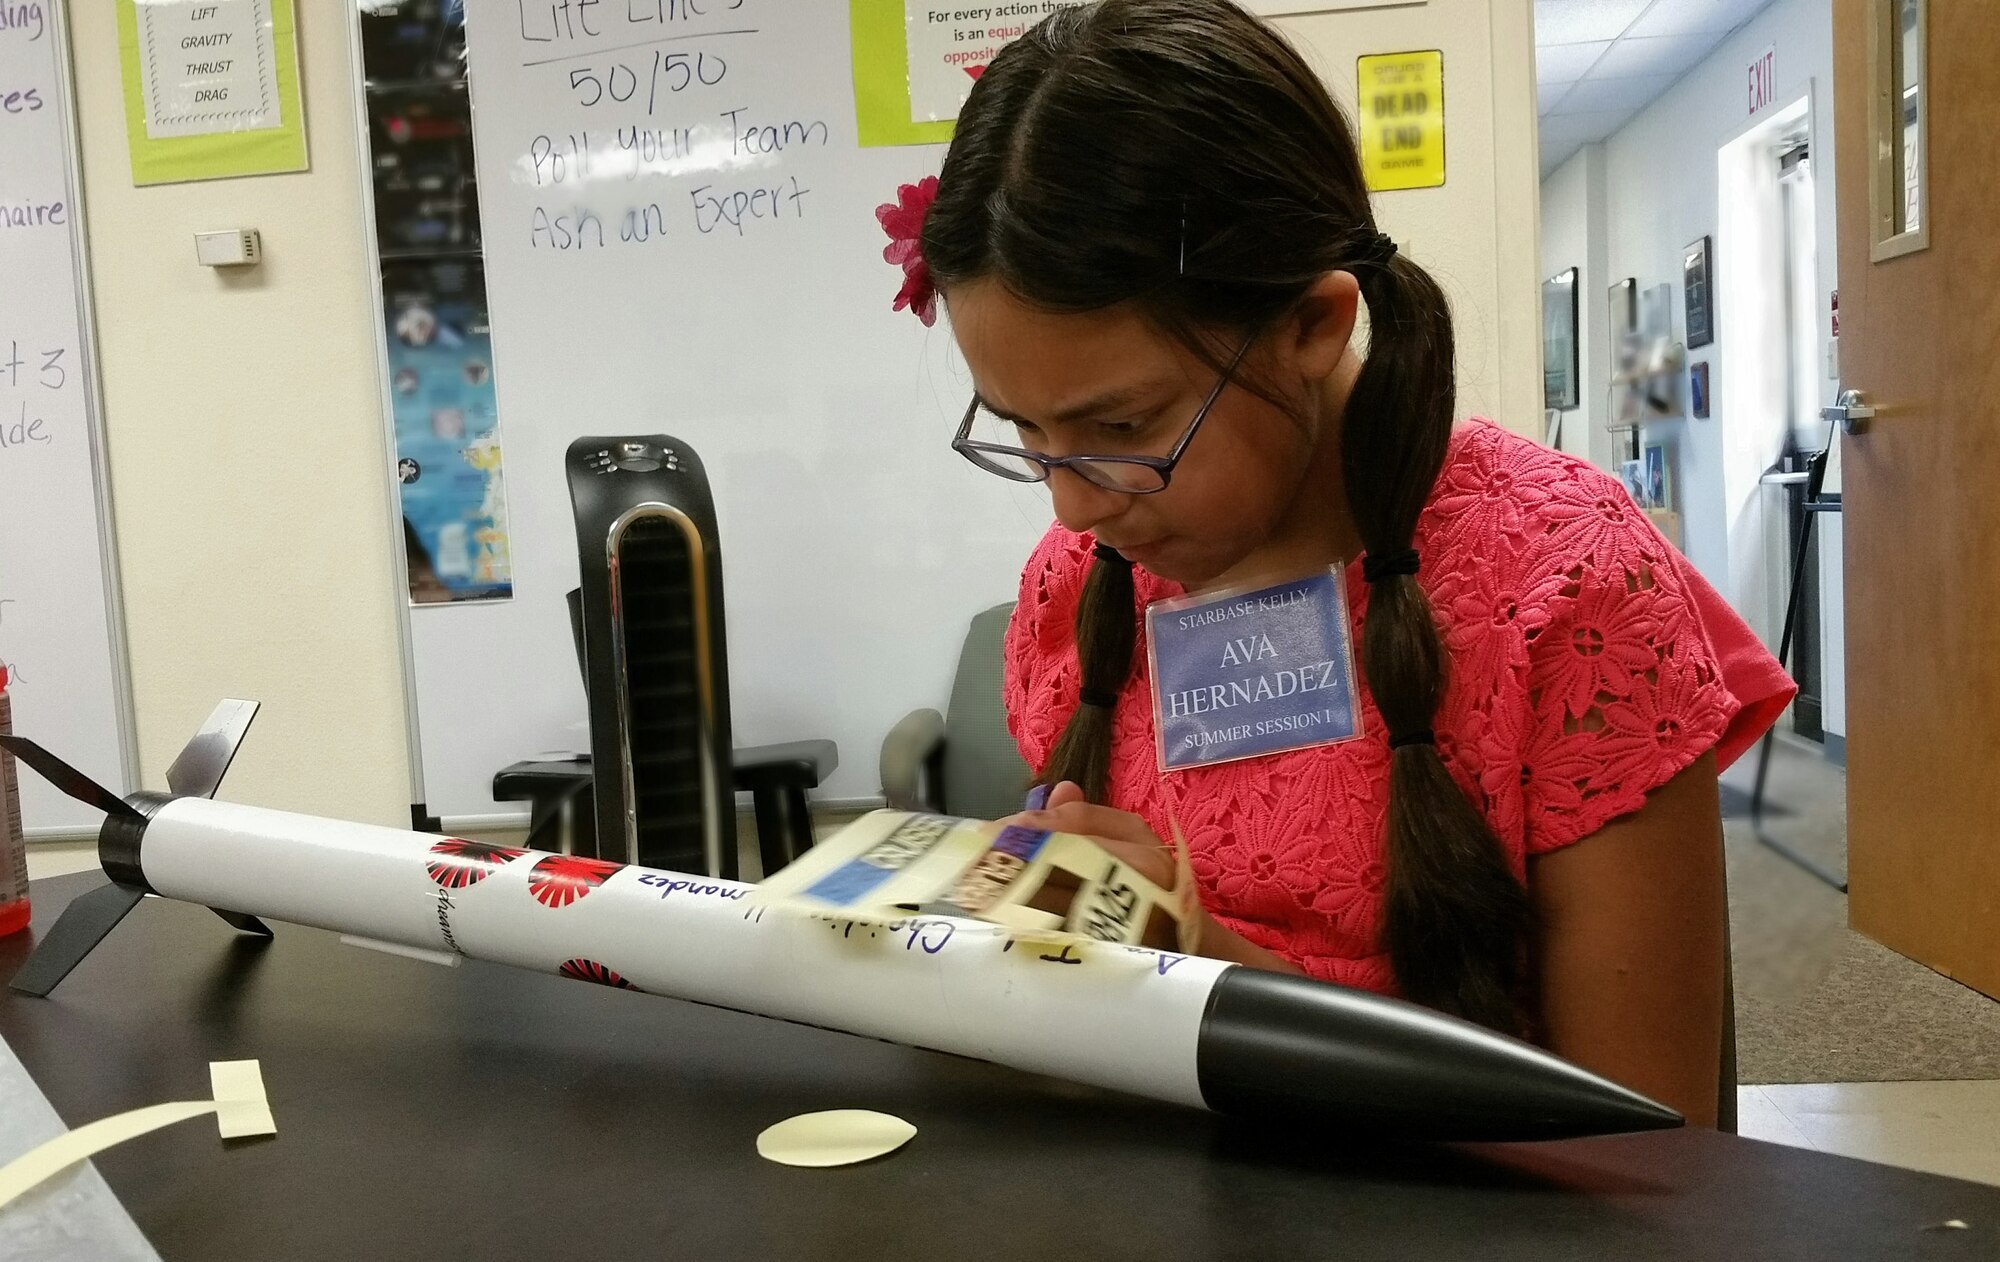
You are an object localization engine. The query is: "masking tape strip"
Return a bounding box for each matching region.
[0,1103,215,1210]
[0,1060,275,1211]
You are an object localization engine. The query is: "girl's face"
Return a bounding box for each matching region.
[947,278,1358,588]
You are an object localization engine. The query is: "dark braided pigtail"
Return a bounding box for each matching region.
[1346,247,1535,1033]
[1038,544,1136,802]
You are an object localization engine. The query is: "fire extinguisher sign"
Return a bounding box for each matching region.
[1357,49,1446,192]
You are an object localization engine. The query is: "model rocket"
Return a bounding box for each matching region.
[0,701,1680,1142]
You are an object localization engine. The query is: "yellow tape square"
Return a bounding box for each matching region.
[209,1060,276,1140]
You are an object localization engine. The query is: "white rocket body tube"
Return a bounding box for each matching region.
[4,708,1684,1142]
[141,798,1230,1106]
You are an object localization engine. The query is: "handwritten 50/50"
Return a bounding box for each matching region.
[568,48,727,114]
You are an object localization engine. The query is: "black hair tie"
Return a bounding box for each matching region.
[1093,542,1133,568]
[1080,687,1119,709]
[1362,548,1421,583]
[1389,729,1435,750]
[1355,230,1399,271]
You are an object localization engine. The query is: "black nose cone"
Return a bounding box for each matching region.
[1196,968,1683,1142]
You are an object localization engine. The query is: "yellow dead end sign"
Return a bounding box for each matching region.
[1358,49,1446,192]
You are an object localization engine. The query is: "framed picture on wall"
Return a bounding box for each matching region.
[1618,459,1648,506]
[1608,277,1637,343]
[1684,236,1715,349]
[1643,443,1669,509]
[1543,267,1579,411]
[1690,361,1712,418]
[1640,283,1683,420]
[1640,282,1675,343]
[1608,277,1640,433]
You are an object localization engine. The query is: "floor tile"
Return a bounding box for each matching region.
[1761,1080,2000,1116]
[1734,1087,1816,1150]
[1781,1107,2000,1160]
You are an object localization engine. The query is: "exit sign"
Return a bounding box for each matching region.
[1748,45,1776,116]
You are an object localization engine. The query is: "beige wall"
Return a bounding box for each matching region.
[58,0,1537,832]
[68,2,412,825]
[1282,0,1544,435]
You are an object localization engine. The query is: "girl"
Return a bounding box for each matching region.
[897,0,1792,1126]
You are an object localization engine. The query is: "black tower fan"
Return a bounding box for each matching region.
[566,436,735,876]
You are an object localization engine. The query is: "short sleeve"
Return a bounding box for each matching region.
[1517,480,1795,855]
[1002,526,1094,772]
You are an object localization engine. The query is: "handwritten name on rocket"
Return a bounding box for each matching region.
[1148,571,1361,770]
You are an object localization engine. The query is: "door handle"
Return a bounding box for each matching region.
[1822,389,1875,436]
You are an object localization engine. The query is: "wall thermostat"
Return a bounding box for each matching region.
[195,230,262,267]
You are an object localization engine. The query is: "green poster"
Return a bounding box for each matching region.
[851,0,956,149]
[117,0,309,186]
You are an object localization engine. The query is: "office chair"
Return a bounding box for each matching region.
[879,602,1031,823]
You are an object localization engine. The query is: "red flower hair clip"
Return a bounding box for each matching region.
[877,176,940,327]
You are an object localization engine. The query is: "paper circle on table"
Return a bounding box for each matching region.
[755,1110,916,1168]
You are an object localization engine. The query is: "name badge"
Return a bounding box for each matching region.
[1146,569,1363,771]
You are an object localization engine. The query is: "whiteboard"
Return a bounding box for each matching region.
[409,0,1052,817]
[0,0,138,836]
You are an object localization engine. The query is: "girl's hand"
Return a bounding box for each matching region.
[1005,781,1207,954]
[1004,782,1305,976]
[1015,780,1177,887]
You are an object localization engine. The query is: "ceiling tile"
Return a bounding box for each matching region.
[1534,0,1653,45]
[1538,78,1579,114]
[1628,0,1775,39]
[1591,32,1719,79]
[1539,110,1631,176]
[1552,73,1678,116]
[1537,40,1612,81]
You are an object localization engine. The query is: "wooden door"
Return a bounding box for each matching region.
[1837,0,2000,996]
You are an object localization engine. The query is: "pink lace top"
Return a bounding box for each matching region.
[1003,420,1795,992]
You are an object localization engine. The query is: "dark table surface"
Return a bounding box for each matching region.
[4,870,1998,1261]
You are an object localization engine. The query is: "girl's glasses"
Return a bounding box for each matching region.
[951,335,1255,494]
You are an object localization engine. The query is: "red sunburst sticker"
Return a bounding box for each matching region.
[559,958,637,989]
[426,838,528,889]
[528,854,624,908]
